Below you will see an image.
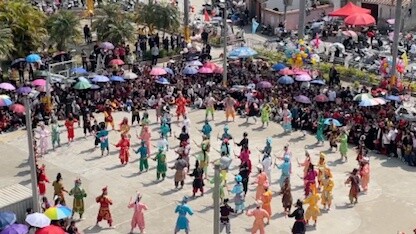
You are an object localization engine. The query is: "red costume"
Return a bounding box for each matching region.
[65,119,77,141]
[115,135,130,165]
[37,165,49,196]
[96,187,113,227]
[175,96,187,119]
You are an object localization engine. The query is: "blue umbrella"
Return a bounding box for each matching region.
[228,46,258,58]
[155,77,170,85]
[71,67,87,74]
[272,63,286,71]
[277,75,294,85]
[183,66,198,75]
[324,118,342,126]
[26,54,41,63]
[91,75,109,83]
[90,84,100,90]
[385,95,401,102]
[164,67,174,75]
[110,76,125,82]
[310,79,326,85]
[0,212,16,229]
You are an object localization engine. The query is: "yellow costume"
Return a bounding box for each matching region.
[304,186,320,224]
[321,169,334,209]
[317,153,327,191]
[261,188,273,216]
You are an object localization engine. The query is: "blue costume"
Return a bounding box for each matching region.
[230,175,245,213]
[96,129,109,151]
[276,156,291,188]
[201,122,212,138]
[175,196,193,232]
[160,120,170,139]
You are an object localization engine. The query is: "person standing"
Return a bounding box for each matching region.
[188,161,204,197]
[65,114,77,143]
[281,178,293,214]
[83,24,91,43]
[246,200,270,234]
[230,175,245,213]
[261,184,273,217]
[37,164,49,197]
[170,155,188,189]
[255,165,268,200]
[316,115,325,145]
[304,186,320,227]
[175,93,187,121]
[114,134,130,165]
[151,44,159,65]
[239,156,251,196]
[153,147,167,180]
[128,192,148,234]
[260,103,271,128]
[135,141,149,173]
[174,196,193,234]
[104,107,115,130]
[339,130,348,161]
[68,179,87,220]
[359,157,370,192]
[35,123,49,156]
[205,93,216,120]
[345,168,361,205]
[51,119,61,149]
[223,94,236,122]
[96,186,113,228]
[288,199,306,234]
[52,173,68,206]
[96,122,109,156]
[321,168,334,211]
[219,199,234,234]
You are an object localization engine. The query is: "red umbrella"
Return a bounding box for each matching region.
[328,2,371,17]
[279,68,294,76]
[344,13,375,26]
[10,104,25,113]
[35,225,65,234]
[315,94,329,102]
[109,59,125,66]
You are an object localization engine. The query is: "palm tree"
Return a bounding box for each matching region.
[135,2,180,35]
[45,11,81,51]
[0,24,15,58]
[92,4,135,45]
[0,0,47,57]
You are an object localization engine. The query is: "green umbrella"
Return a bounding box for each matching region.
[73,81,92,90]
[34,70,49,77]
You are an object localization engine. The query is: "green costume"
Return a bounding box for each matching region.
[155,150,167,180]
[339,133,348,156]
[316,116,325,142]
[261,104,271,124]
[135,143,149,172]
[51,123,61,148]
[68,179,87,218]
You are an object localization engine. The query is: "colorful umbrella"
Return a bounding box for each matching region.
[150,67,167,76]
[228,47,257,58]
[25,213,50,228]
[9,104,25,113]
[315,94,329,102]
[324,118,342,126]
[109,59,125,66]
[110,76,125,82]
[295,74,312,82]
[70,67,87,74]
[100,42,114,50]
[43,206,72,220]
[295,95,311,104]
[32,79,46,86]
[203,62,218,70]
[344,13,376,26]
[187,60,203,66]
[34,225,65,234]
[0,96,13,107]
[310,79,326,85]
[353,93,372,101]
[91,75,109,83]
[279,68,294,76]
[385,95,401,102]
[0,82,16,91]
[34,70,49,77]
[213,67,224,74]
[198,67,213,74]
[0,224,28,234]
[272,63,286,71]
[16,86,32,95]
[164,67,174,75]
[183,66,198,75]
[73,80,92,90]
[359,99,380,107]
[0,212,16,229]
[10,58,26,67]
[257,81,272,89]
[155,77,170,85]
[278,76,294,85]
[123,72,138,79]
[373,97,387,105]
[26,54,41,63]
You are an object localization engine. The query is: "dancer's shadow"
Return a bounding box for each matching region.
[238,122,251,127]
[159,188,181,196]
[335,203,354,210]
[215,120,228,126]
[121,172,140,178]
[15,170,30,177]
[79,148,96,155]
[104,164,124,171]
[271,212,286,219]
[83,225,104,234]
[141,180,160,187]
[197,205,213,213]
[306,225,317,231]
[327,158,344,166]
[84,155,102,162]
[16,161,29,168]
[272,132,288,138]
[109,150,118,156]
[252,126,265,131]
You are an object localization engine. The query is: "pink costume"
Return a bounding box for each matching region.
[255,172,268,200]
[360,163,370,191]
[37,128,50,155]
[304,169,317,197]
[128,202,148,232]
[239,149,250,162]
[246,208,270,234]
[139,128,151,155]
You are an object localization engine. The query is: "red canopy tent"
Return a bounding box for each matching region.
[328,2,371,17]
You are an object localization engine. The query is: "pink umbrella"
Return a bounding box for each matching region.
[295,95,312,104]
[294,70,309,75]
[32,79,46,86]
[314,94,329,102]
[203,62,218,70]
[198,67,213,74]
[109,59,125,66]
[150,67,167,76]
[279,68,294,76]
[10,103,25,113]
[213,67,224,74]
[295,74,312,82]
[0,82,16,91]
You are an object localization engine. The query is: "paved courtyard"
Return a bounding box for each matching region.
[1,108,416,234]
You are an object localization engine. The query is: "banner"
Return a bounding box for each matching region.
[252,18,259,34]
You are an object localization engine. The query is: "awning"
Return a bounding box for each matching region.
[361,0,411,6]
[329,2,371,17]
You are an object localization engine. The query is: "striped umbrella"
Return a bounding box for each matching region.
[43,206,72,220]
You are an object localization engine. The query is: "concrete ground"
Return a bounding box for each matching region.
[1,108,416,234]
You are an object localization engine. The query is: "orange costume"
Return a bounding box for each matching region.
[115,134,130,165]
[246,202,270,234]
[96,187,113,227]
[224,96,236,121]
[261,187,272,216]
[104,108,115,130]
[119,117,130,136]
[65,118,77,141]
[175,95,187,119]
[255,171,268,200]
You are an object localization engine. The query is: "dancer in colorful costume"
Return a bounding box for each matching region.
[69,178,87,219]
[261,184,272,217]
[223,94,236,122]
[52,172,68,205]
[194,135,210,179]
[281,177,293,214]
[339,130,348,161]
[260,103,271,128]
[246,200,270,234]
[128,192,148,234]
[51,119,61,149]
[359,156,370,192]
[276,155,291,188]
[119,117,130,136]
[230,175,245,213]
[37,164,49,197]
[239,155,252,196]
[201,120,212,139]
[345,168,360,205]
[175,93,187,121]
[260,138,272,182]
[153,147,167,180]
[321,168,334,211]
[104,107,115,130]
[189,161,204,197]
[304,164,317,197]
[138,125,151,155]
[205,93,216,120]
[255,165,268,200]
[96,186,113,227]
[219,199,234,234]
[114,133,130,165]
[174,196,193,234]
[135,141,149,173]
[304,185,320,227]
[282,106,292,133]
[316,115,325,145]
[170,155,188,189]
[65,114,77,143]
[317,152,327,191]
[35,123,49,156]
[97,122,109,156]
[288,199,306,234]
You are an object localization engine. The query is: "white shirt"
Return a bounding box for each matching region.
[183,118,191,133]
[157,138,169,151]
[262,156,272,172]
[328,90,336,102]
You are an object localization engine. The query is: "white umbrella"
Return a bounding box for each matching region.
[124,72,138,79]
[25,213,51,228]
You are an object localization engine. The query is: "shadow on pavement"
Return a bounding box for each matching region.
[105,164,124,170]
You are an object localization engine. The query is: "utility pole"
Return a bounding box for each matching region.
[298,0,306,39]
[391,0,403,77]
[213,163,220,234]
[222,4,228,87]
[24,96,40,213]
[184,0,190,43]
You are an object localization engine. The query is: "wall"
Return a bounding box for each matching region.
[261,4,334,30]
